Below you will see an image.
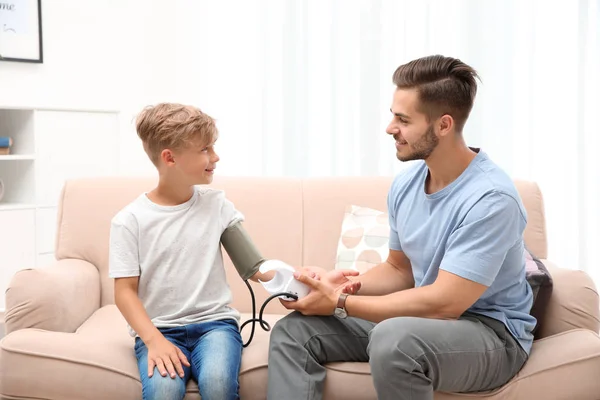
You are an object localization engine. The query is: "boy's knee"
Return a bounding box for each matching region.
[200,381,239,400]
[143,373,186,400]
[199,370,239,400]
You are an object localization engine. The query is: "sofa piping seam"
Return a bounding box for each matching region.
[54,180,68,258]
[301,178,305,266]
[0,346,141,382]
[1,343,271,380]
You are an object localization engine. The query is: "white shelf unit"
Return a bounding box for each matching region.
[0,155,36,161]
[0,109,36,208]
[0,107,120,311]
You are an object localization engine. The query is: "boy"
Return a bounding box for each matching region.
[108,103,273,400]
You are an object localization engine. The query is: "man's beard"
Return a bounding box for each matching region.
[396,124,439,162]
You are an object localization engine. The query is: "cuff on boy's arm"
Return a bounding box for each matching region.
[221,222,267,281]
[240,260,266,281]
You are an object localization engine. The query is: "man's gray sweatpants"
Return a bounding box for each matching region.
[266,311,528,400]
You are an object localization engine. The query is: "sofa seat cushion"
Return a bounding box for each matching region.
[323,329,600,400]
[0,305,283,400]
[0,306,140,400]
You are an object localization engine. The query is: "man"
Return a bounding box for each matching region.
[266,55,536,400]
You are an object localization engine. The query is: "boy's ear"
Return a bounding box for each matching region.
[160,149,176,166]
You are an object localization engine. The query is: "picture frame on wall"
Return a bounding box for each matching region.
[0,0,43,63]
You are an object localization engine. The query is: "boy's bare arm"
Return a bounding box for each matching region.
[114,277,190,379]
[114,277,161,343]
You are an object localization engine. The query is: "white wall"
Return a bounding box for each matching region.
[1,2,130,110]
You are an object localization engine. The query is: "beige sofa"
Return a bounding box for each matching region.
[1,176,600,400]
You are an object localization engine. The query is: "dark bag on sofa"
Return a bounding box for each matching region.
[524,246,553,337]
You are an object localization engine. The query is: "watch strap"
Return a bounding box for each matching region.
[337,293,349,311]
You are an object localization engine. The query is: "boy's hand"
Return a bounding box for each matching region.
[257,269,276,282]
[145,334,190,379]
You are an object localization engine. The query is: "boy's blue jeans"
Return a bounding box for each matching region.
[134,319,243,400]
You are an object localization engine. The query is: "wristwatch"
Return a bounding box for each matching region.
[334,293,349,319]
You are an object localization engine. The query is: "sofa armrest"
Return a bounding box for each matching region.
[4,258,101,334]
[538,259,600,338]
[508,329,600,399]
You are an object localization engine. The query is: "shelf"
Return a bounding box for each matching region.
[0,203,36,211]
[0,104,120,113]
[0,155,35,161]
[0,110,36,206]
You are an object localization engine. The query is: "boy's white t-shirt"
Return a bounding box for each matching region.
[108,186,244,337]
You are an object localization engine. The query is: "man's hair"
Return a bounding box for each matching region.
[392,55,480,132]
[135,103,218,165]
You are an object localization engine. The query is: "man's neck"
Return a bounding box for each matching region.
[424,142,478,194]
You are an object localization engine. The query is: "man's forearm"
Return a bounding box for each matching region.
[115,289,161,343]
[351,261,414,296]
[344,285,458,323]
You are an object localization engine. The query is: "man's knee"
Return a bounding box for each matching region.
[143,373,186,400]
[270,311,316,348]
[368,317,429,373]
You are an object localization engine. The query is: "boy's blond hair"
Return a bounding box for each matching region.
[135,103,218,166]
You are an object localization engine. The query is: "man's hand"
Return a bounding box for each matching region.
[325,269,362,294]
[295,267,362,294]
[280,272,341,316]
[295,266,328,280]
[145,334,190,379]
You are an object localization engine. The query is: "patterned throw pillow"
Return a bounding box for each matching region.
[335,205,553,332]
[335,205,390,273]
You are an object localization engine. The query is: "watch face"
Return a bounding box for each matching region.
[334,308,347,319]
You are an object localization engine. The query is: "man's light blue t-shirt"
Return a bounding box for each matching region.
[387,148,537,354]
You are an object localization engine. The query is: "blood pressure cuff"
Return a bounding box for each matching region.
[220,222,266,280]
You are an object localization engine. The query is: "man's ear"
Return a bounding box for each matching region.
[438,114,454,137]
